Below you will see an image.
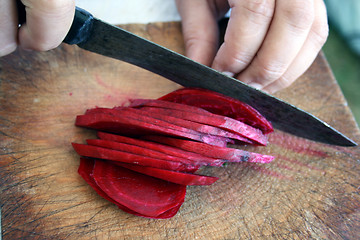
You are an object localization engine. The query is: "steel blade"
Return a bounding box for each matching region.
[65,8,357,146]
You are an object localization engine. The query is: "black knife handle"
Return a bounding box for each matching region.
[16,0,26,25]
[63,7,94,45]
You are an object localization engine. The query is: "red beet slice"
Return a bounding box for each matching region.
[76,112,228,147]
[129,101,267,145]
[97,132,224,167]
[74,88,275,219]
[116,107,252,143]
[92,160,187,217]
[78,158,141,215]
[143,136,275,163]
[86,138,200,170]
[78,158,118,204]
[88,107,235,145]
[158,87,274,134]
[72,143,197,172]
[78,158,182,219]
[129,98,211,114]
[115,162,218,185]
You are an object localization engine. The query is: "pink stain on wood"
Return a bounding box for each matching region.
[94,73,122,101]
[94,74,140,103]
[94,73,113,90]
[274,162,294,171]
[244,163,292,180]
[268,132,329,158]
[245,131,330,179]
[275,155,325,173]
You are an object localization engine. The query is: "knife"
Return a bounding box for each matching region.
[18,5,357,146]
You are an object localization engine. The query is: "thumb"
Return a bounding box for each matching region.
[18,0,75,51]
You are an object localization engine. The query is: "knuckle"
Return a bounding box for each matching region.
[283,0,314,31]
[266,77,293,93]
[257,59,287,82]
[184,36,199,50]
[239,0,275,20]
[229,51,254,68]
[310,18,329,47]
[185,35,216,51]
[215,41,255,71]
[277,77,293,89]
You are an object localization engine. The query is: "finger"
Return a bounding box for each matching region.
[0,0,18,56]
[176,0,227,66]
[18,0,75,51]
[263,0,328,93]
[211,0,275,76]
[237,0,315,89]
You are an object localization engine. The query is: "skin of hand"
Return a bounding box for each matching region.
[176,0,329,93]
[0,0,75,57]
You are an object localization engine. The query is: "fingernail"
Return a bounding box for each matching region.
[22,48,33,52]
[19,45,33,52]
[222,71,235,78]
[247,82,263,90]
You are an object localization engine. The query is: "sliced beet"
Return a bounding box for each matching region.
[74,87,275,219]
[72,143,197,172]
[78,158,142,216]
[115,162,218,186]
[87,107,235,145]
[143,135,275,163]
[76,112,228,147]
[129,98,211,115]
[158,87,274,134]
[119,107,252,143]
[86,138,200,170]
[78,158,118,204]
[97,132,224,167]
[92,160,187,217]
[78,158,183,219]
[129,103,267,145]
[85,107,199,135]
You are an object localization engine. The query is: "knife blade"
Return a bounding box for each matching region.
[60,7,356,146]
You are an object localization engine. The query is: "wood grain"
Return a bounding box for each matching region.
[0,22,359,239]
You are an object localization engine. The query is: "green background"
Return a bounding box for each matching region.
[323,27,360,126]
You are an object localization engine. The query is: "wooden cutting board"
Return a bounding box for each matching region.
[1,22,359,239]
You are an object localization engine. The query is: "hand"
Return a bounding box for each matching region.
[176,0,329,93]
[0,0,75,57]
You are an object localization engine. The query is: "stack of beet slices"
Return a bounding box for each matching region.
[73,88,274,219]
